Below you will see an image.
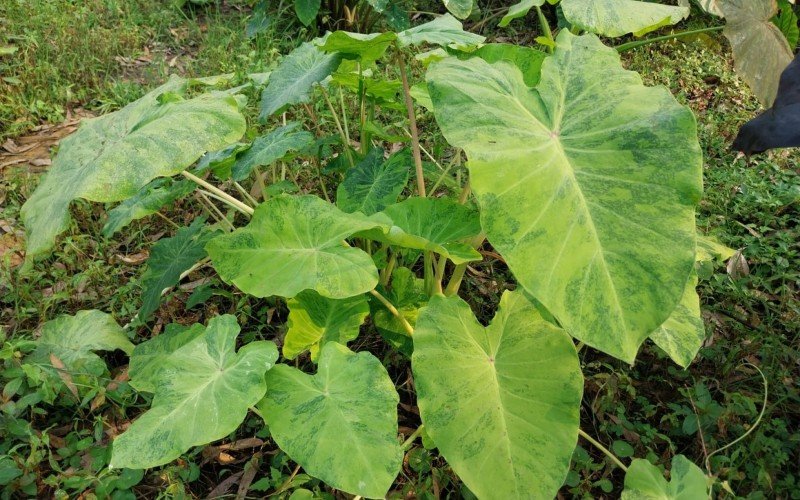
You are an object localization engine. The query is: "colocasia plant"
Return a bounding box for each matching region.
[19,2,786,497]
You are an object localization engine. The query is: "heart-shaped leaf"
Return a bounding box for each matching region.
[721,0,793,106]
[283,290,370,360]
[412,291,583,498]
[110,315,278,469]
[358,197,482,264]
[337,148,411,215]
[27,310,133,378]
[232,123,314,181]
[207,195,384,299]
[259,342,402,498]
[649,271,704,368]
[499,0,544,27]
[139,219,218,322]
[128,323,205,393]
[21,77,246,265]
[318,31,398,63]
[260,43,343,119]
[397,14,485,48]
[102,178,195,238]
[561,0,690,37]
[622,455,708,499]
[427,32,702,362]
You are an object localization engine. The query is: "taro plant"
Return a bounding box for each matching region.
[17,9,749,499]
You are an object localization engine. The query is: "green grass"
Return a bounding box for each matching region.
[0,0,301,140]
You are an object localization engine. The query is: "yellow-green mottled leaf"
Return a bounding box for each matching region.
[259,343,402,498]
[499,0,544,27]
[27,310,133,378]
[649,272,704,368]
[232,123,314,181]
[110,315,278,469]
[20,77,246,265]
[397,14,485,48]
[318,31,397,63]
[283,290,370,360]
[102,178,195,238]
[696,235,735,263]
[412,291,583,498]
[206,195,383,299]
[427,32,702,362]
[561,0,690,37]
[443,0,473,19]
[358,197,482,265]
[622,455,709,499]
[721,0,793,106]
[128,323,205,393]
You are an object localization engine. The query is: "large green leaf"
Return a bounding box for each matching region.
[561,0,690,37]
[397,14,485,48]
[27,310,133,377]
[649,271,704,368]
[427,32,702,362]
[499,0,544,27]
[259,342,402,498]
[412,291,583,498]
[20,77,245,265]
[358,197,482,264]
[294,0,321,26]
[259,43,343,120]
[336,148,410,215]
[318,31,397,64]
[464,43,547,87]
[622,455,708,499]
[139,219,218,322]
[443,0,473,19]
[206,195,383,299]
[283,290,370,360]
[110,315,278,469]
[128,323,205,393]
[721,0,793,106]
[232,123,314,181]
[102,178,195,238]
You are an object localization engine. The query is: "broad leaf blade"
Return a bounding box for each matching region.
[397,14,485,48]
[232,123,314,181]
[336,148,410,215]
[721,0,793,106]
[259,43,343,120]
[102,178,195,238]
[294,0,320,26]
[283,290,370,360]
[139,219,218,322]
[27,310,133,375]
[427,32,703,362]
[21,77,245,264]
[128,323,205,393]
[622,455,708,499]
[649,272,704,368]
[207,195,383,299]
[499,0,544,27]
[412,291,583,498]
[259,342,402,498]
[318,31,398,64]
[358,197,482,264]
[561,0,690,37]
[466,43,547,87]
[443,0,473,19]
[110,315,278,469]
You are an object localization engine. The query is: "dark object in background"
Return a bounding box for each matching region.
[732,53,800,157]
